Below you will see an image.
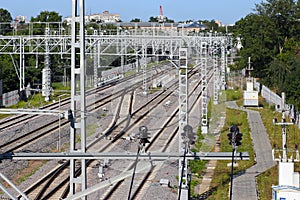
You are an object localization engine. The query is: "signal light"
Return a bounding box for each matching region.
[235,132,243,146]
[228,125,243,147]
[183,125,195,145]
[227,132,233,145]
[139,126,150,144]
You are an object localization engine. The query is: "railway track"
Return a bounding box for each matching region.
[20,63,212,199]
[0,67,170,154]
[0,61,216,200]
[0,65,171,199]
[103,66,214,200]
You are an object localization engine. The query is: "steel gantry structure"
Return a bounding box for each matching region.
[0,8,233,199]
[0,32,230,101]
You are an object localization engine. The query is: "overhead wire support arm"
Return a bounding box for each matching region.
[1,152,250,161]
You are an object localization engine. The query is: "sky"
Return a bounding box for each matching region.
[1,0,264,25]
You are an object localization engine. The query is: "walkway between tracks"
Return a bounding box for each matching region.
[226,101,276,200]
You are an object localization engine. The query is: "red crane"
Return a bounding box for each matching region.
[160,5,163,16]
[158,5,166,23]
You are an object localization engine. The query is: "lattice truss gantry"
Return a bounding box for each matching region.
[0,33,229,56]
[0,31,231,96]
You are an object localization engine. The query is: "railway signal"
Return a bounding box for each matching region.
[227,125,242,147]
[181,125,196,146]
[235,132,243,146]
[139,126,150,145]
[228,125,243,200]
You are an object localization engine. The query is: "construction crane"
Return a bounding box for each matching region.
[158,5,166,23]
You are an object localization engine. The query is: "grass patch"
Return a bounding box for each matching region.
[189,126,209,197]
[206,107,255,199]
[225,89,242,101]
[255,98,300,199]
[6,82,70,110]
[256,165,278,200]
[52,82,71,91]
[86,122,98,137]
[16,161,46,184]
[124,70,136,77]
[11,93,50,109]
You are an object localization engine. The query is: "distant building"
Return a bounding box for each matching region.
[120,22,178,31]
[215,20,222,27]
[64,11,121,25]
[15,16,27,23]
[88,11,121,23]
[177,22,208,33]
[11,16,28,33]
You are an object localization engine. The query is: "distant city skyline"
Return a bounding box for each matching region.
[2,0,263,25]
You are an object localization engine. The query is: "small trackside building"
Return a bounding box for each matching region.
[272,185,300,200]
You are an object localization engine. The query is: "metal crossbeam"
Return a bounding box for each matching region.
[0,108,64,117]
[1,151,250,160]
[0,35,229,56]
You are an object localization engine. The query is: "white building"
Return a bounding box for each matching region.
[64,11,120,25]
[15,15,27,23]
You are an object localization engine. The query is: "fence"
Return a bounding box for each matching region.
[2,90,19,107]
[0,85,31,107]
[254,80,300,128]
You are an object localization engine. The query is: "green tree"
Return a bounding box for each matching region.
[255,0,298,53]
[234,14,275,77]
[148,16,158,22]
[0,8,13,35]
[234,0,300,108]
[0,55,19,92]
[130,18,141,22]
[30,11,62,35]
[165,17,174,23]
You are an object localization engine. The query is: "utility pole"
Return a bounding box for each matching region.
[42,24,51,102]
[201,42,208,134]
[271,92,300,199]
[273,92,293,162]
[227,125,242,200]
[178,48,189,200]
[70,0,87,199]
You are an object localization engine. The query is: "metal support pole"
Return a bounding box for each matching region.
[213,41,219,105]
[19,37,25,92]
[0,172,29,200]
[121,39,124,77]
[221,41,226,90]
[70,0,87,199]
[229,148,235,200]
[201,43,208,134]
[93,37,98,88]
[281,92,287,162]
[135,50,139,72]
[42,24,51,101]
[142,47,147,94]
[178,48,189,199]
